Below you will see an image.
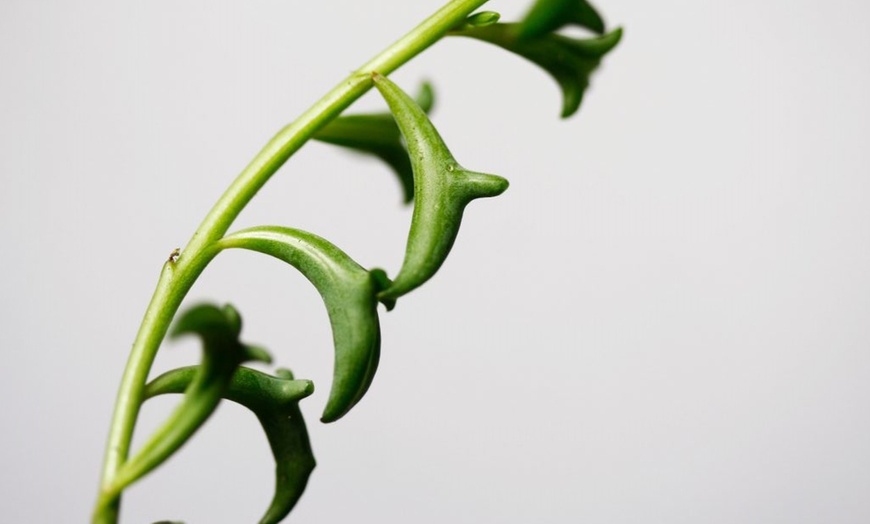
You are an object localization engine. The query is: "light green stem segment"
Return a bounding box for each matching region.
[93,1,489,522]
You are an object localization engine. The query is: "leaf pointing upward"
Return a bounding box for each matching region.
[372,74,509,303]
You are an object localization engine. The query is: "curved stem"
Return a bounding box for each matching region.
[93,1,489,522]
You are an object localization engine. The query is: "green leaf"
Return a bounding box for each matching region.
[314,82,435,203]
[110,304,270,495]
[517,0,606,39]
[146,366,315,524]
[217,227,381,423]
[452,25,622,118]
[372,74,509,303]
[453,11,501,30]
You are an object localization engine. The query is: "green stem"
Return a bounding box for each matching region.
[93,1,489,522]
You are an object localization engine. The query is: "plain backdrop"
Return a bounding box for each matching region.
[2,0,869,522]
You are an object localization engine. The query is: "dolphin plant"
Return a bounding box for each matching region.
[92,1,621,522]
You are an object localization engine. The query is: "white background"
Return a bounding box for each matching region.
[2,0,869,522]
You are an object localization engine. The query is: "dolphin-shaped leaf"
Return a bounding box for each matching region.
[110,304,271,495]
[314,82,435,203]
[517,0,606,39]
[452,24,622,118]
[217,226,381,423]
[372,74,509,303]
[145,366,315,524]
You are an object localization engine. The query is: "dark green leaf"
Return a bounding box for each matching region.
[517,0,606,39]
[146,366,315,524]
[111,304,270,494]
[314,82,435,203]
[372,74,509,302]
[452,24,622,118]
[217,227,381,423]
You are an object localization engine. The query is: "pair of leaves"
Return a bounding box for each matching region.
[146,365,315,524]
[111,304,271,495]
[313,83,434,203]
[216,227,383,423]
[310,1,619,216]
[193,2,619,426]
[454,0,622,117]
[210,76,508,423]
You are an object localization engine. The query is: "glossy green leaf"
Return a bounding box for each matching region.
[217,226,381,423]
[314,82,435,203]
[517,0,605,39]
[146,366,315,524]
[110,304,270,494]
[372,74,509,302]
[452,25,622,118]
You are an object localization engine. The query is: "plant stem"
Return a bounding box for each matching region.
[93,0,489,522]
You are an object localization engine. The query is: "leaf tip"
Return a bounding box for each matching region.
[600,26,624,51]
[370,268,397,311]
[301,379,315,397]
[459,170,510,199]
[222,303,243,337]
[417,81,436,114]
[319,409,340,424]
[466,11,501,28]
[243,344,273,365]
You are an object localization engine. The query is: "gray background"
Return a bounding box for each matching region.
[2,0,869,522]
